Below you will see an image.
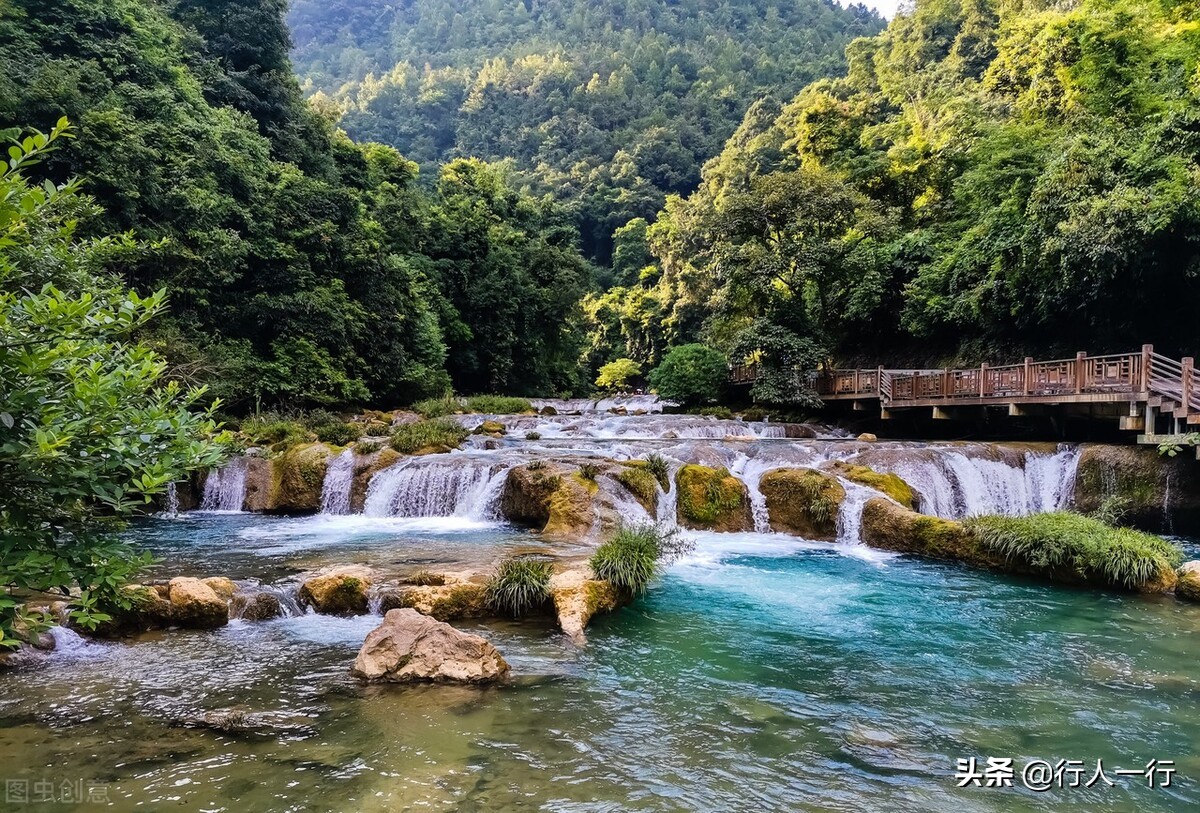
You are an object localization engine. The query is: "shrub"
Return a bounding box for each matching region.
[578,462,601,481]
[525,431,542,440]
[589,524,693,595]
[694,406,733,419]
[965,512,1184,588]
[239,413,311,448]
[595,358,642,391]
[390,418,469,454]
[741,407,768,423]
[413,392,464,418]
[314,422,362,446]
[647,344,727,406]
[643,454,671,490]
[466,395,533,414]
[485,556,553,617]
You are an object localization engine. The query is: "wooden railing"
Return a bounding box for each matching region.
[733,346,1200,421]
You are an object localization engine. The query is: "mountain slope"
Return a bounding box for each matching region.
[287,0,884,264]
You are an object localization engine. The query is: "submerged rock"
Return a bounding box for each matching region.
[1177,562,1200,602]
[759,468,845,540]
[675,464,752,532]
[351,609,510,684]
[299,566,374,615]
[179,706,314,738]
[167,577,229,629]
[549,569,623,643]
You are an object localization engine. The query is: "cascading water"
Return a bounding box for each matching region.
[730,455,774,534]
[158,482,181,518]
[319,450,355,515]
[656,464,681,528]
[889,446,1080,519]
[835,481,876,546]
[200,458,247,512]
[363,457,509,519]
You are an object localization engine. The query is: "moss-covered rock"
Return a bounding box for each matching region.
[472,420,507,436]
[379,582,489,621]
[1177,562,1200,602]
[860,498,997,565]
[298,566,374,615]
[1074,444,1200,533]
[616,465,659,515]
[500,463,600,539]
[759,468,845,540]
[825,462,919,510]
[675,465,752,532]
[269,443,337,513]
[549,569,624,642]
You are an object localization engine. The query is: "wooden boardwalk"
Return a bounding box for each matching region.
[730,346,1200,443]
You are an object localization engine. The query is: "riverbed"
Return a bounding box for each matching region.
[1,513,1197,811]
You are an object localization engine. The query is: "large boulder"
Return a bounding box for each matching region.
[378,579,489,622]
[298,566,373,615]
[350,448,401,512]
[500,463,598,538]
[549,570,623,643]
[824,462,919,510]
[168,577,230,629]
[675,465,752,532]
[614,464,659,515]
[759,468,845,540]
[270,443,337,513]
[350,608,510,684]
[1177,561,1200,602]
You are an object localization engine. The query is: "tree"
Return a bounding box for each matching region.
[0,122,227,647]
[648,344,727,406]
[730,320,824,406]
[596,358,642,391]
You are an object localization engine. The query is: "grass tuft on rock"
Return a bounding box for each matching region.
[465,395,533,415]
[643,453,671,490]
[412,392,464,418]
[390,418,469,454]
[589,523,694,595]
[965,512,1184,588]
[485,556,553,617]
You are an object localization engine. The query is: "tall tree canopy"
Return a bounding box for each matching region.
[287,0,884,264]
[596,0,1200,378]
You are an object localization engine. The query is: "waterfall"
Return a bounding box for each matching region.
[730,455,773,534]
[200,458,247,512]
[157,482,181,518]
[835,482,875,546]
[890,446,1080,519]
[320,450,355,515]
[362,457,508,518]
[656,465,680,528]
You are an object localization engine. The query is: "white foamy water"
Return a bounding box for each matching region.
[362,457,510,519]
[200,458,247,512]
[889,446,1079,519]
[319,449,355,515]
[835,481,877,547]
[729,454,774,534]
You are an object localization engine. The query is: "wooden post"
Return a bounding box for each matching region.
[1183,357,1194,416]
[854,369,861,395]
[1141,344,1153,393]
[1075,351,1087,394]
[942,368,951,399]
[980,363,988,398]
[877,366,886,401]
[1023,357,1033,396]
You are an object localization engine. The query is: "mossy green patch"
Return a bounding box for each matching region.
[616,465,659,514]
[827,462,917,510]
[676,465,750,531]
[759,468,845,540]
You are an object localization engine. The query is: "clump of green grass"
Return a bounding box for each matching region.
[692,406,733,419]
[589,523,694,595]
[525,431,542,441]
[526,459,546,471]
[485,556,553,617]
[466,395,533,415]
[355,438,384,455]
[405,570,446,587]
[412,392,464,418]
[238,412,312,449]
[965,512,1184,588]
[643,453,671,490]
[390,418,469,454]
[313,421,362,446]
[578,462,601,481]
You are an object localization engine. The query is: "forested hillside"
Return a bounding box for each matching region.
[0,0,591,408]
[586,0,1200,397]
[287,0,883,264]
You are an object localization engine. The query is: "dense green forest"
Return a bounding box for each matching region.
[0,0,594,408]
[287,0,883,265]
[586,0,1200,400]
